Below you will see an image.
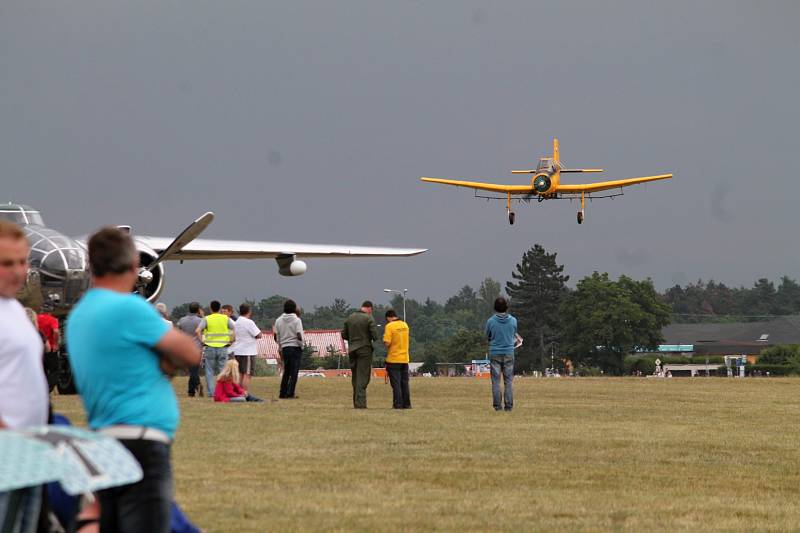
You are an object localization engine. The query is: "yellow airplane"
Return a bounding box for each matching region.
[421,138,672,225]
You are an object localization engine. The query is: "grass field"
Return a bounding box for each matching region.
[54,377,800,531]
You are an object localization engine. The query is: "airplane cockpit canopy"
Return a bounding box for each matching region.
[536,158,554,172]
[24,226,87,281]
[0,203,45,226]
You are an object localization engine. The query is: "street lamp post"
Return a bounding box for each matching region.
[383,288,408,322]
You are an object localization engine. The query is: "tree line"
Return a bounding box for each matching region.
[663,277,800,322]
[169,244,799,375]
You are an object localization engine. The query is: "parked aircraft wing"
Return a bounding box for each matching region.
[556,173,672,194]
[134,236,427,260]
[421,177,532,194]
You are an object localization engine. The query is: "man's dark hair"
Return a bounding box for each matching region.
[239,303,251,316]
[385,309,397,319]
[189,302,200,314]
[88,227,137,277]
[283,299,297,314]
[494,297,508,313]
[221,304,234,313]
[210,300,221,312]
[361,300,373,309]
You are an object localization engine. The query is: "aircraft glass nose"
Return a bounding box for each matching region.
[24,226,89,308]
[25,227,87,276]
[40,249,86,279]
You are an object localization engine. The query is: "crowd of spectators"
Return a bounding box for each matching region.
[0,220,519,531]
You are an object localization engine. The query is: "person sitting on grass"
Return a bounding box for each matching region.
[214,359,247,403]
[213,359,265,403]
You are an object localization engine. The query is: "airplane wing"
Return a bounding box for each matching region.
[421,177,532,194]
[134,236,427,260]
[556,173,672,194]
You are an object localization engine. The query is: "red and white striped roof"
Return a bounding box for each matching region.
[256,329,347,359]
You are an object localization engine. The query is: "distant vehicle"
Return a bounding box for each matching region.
[421,138,672,225]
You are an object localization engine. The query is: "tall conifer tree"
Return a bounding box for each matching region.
[505,244,569,372]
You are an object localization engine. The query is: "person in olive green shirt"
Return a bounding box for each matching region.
[342,300,378,409]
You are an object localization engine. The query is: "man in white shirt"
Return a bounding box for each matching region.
[0,220,50,532]
[229,303,262,393]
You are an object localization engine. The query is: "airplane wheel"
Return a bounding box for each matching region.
[509,212,515,225]
[577,212,584,224]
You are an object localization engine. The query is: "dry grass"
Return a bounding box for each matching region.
[54,377,800,532]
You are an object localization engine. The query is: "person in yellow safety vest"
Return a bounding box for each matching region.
[194,300,236,395]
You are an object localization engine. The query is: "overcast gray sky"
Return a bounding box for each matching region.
[3,1,799,309]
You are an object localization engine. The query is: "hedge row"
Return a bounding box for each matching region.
[746,364,798,376]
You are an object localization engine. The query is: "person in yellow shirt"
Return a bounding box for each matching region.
[383,309,411,409]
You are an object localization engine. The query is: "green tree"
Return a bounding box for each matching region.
[300,342,318,369]
[759,344,800,366]
[775,276,800,315]
[445,285,478,314]
[477,277,502,318]
[505,244,569,372]
[617,276,672,351]
[742,278,776,316]
[419,330,486,373]
[169,302,192,322]
[323,345,347,369]
[560,272,669,375]
[252,295,290,328]
[305,298,354,329]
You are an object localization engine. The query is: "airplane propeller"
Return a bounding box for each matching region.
[136,212,215,292]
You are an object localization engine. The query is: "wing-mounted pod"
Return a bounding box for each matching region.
[276,254,307,276]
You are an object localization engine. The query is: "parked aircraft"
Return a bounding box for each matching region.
[2,203,426,316]
[421,138,672,224]
[2,203,426,393]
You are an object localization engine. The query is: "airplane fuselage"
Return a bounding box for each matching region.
[528,158,560,196]
[1,204,90,316]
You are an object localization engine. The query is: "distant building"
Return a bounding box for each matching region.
[661,316,800,359]
[256,329,347,363]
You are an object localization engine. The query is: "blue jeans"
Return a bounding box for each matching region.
[0,487,42,533]
[203,346,229,394]
[490,354,514,411]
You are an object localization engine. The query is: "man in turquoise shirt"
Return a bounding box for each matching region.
[485,297,518,412]
[67,227,199,532]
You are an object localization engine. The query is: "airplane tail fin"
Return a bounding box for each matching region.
[511,138,602,173]
[554,138,604,173]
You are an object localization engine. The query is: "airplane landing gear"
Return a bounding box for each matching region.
[577,210,584,224]
[506,192,515,225]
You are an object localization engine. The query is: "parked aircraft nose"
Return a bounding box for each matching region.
[24,225,90,309]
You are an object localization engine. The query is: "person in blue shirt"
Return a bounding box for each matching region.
[485,297,518,411]
[67,227,200,533]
